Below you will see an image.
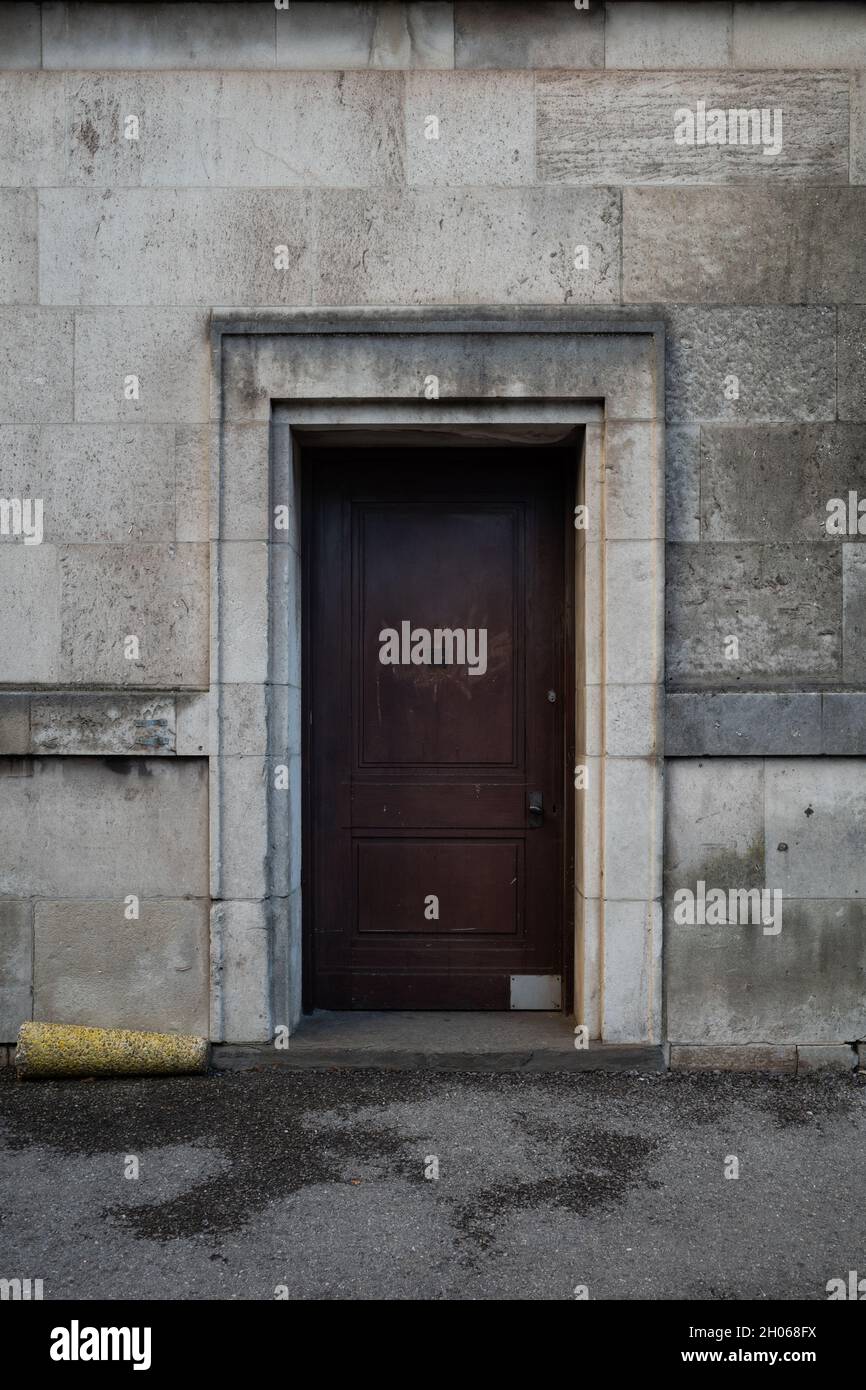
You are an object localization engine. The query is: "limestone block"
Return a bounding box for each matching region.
[33,899,209,1036]
[666,542,841,685]
[0,189,36,303]
[838,308,866,421]
[732,1,866,68]
[843,544,866,683]
[540,73,846,184]
[0,4,40,67]
[666,899,866,1045]
[316,188,621,305]
[0,73,65,182]
[0,425,175,543]
[276,2,453,70]
[0,308,73,424]
[74,309,211,423]
[58,543,209,687]
[665,307,836,424]
[765,759,866,900]
[700,423,866,542]
[66,71,405,187]
[665,757,765,893]
[405,71,533,186]
[211,899,271,1044]
[0,899,32,1042]
[454,1,603,69]
[40,189,315,306]
[0,545,61,683]
[605,2,732,69]
[626,189,866,303]
[0,757,208,898]
[43,1,276,69]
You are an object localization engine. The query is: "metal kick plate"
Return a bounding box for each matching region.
[509,974,562,1010]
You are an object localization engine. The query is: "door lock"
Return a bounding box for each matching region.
[528,791,544,828]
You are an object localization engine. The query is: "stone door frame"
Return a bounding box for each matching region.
[209,307,665,1046]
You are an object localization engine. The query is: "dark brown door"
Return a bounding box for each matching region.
[305,448,571,1010]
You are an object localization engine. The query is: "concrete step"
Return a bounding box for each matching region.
[212,1011,667,1073]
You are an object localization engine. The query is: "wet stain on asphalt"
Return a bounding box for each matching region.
[0,1068,859,1251]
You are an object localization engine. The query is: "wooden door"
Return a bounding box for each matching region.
[305,448,571,1010]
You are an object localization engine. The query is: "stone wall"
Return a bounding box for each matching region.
[0,1,864,1049]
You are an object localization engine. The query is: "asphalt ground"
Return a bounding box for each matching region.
[1,1066,863,1300]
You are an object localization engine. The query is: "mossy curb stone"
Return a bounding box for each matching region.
[15,1021,209,1078]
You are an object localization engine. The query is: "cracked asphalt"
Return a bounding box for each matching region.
[1,1067,864,1300]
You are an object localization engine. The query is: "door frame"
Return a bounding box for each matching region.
[300,443,577,1014]
[209,308,665,1047]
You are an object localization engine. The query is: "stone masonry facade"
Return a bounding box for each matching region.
[0,2,865,1066]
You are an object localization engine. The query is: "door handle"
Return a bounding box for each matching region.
[528,791,544,828]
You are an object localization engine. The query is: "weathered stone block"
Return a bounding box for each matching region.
[603,900,663,1044]
[732,1,866,68]
[211,899,271,1043]
[843,543,866,683]
[59,543,209,687]
[765,759,866,900]
[666,424,700,542]
[701,424,866,542]
[0,425,175,543]
[455,1,603,69]
[822,693,866,754]
[66,71,405,187]
[605,1,732,69]
[540,73,846,184]
[0,309,73,424]
[174,426,210,544]
[406,72,533,186]
[175,691,208,757]
[0,190,36,304]
[604,421,663,541]
[215,684,268,757]
[604,684,662,758]
[665,757,765,894]
[43,1,277,69]
[73,309,211,423]
[216,542,269,685]
[0,73,65,183]
[838,307,866,421]
[33,899,209,1035]
[215,425,270,542]
[666,542,841,684]
[40,189,315,306]
[316,188,621,305]
[0,546,61,683]
[30,693,175,755]
[0,757,208,898]
[604,759,664,901]
[666,692,823,756]
[606,540,664,685]
[626,188,866,303]
[667,899,866,1045]
[0,899,32,1042]
[0,695,29,754]
[0,4,41,68]
[214,757,269,901]
[665,307,836,423]
[276,2,453,69]
[575,756,602,899]
[852,72,866,186]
